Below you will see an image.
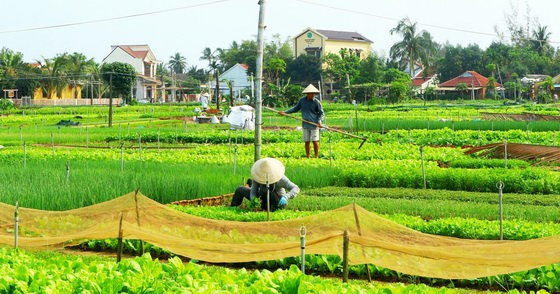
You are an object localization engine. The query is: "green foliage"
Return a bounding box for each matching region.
[0,99,15,110]
[388,80,411,103]
[100,62,137,103]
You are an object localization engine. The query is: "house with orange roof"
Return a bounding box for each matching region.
[411,68,437,95]
[438,71,501,99]
[102,45,162,103]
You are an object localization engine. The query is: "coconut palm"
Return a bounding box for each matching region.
[169,52,187,75]
[66,52,97,98]
[37,54,70,98]
[200,48,223,109]
[531,25,552,56]
[390,17,436,77]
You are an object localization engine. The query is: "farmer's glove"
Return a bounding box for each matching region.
[278,196,288,208]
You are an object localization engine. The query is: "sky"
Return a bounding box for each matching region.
[1,0,559,69]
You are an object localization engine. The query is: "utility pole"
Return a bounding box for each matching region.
[254,0,266,162]
[215,69,220,109]
[109,73,113,127]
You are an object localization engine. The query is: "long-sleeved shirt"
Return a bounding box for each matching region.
[285,97,324,129]
[250,175,300,200]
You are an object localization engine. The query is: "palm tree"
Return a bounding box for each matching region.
[37,54,70,98]
[200,48,222,109]
[390,17,436,77]
[167,53,188,102]
[169,53,187,75]
[456,83,468,100]
[66,52,97,98]
[0,48,34,96]
[531,25,552,56]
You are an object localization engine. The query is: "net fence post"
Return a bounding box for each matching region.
[300,225,306,274]
[133,189,145,255]
[497,181,504,240]
[117,212,123,263]
[266,174,270,222]
[353,203,372,282]
[14,201,19,249]
[342,230,349,283]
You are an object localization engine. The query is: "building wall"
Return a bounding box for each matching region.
[323,40,371,59]
[103,48,144,73]
[33,85,82,99]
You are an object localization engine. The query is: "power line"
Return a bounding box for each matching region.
[297,0,559,45]
[0,0,230,34]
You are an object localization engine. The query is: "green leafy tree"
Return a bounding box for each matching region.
[266,57,286,88]
[388,80,410,104]
[186,65,208,83]
[382,68,410,84]
[285,55,322,85]
[101,62,137,126]
[486,76,497,98]
[354,53,385,84]
[0,47,40,98]
[455,83,468,100]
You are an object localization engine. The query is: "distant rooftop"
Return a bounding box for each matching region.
[316,29,372,43]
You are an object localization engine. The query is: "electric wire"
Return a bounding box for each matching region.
[0,0,230,34]
[297,0,560,45]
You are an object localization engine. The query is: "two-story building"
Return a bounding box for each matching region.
[102,45,161,102]
[293,28,372,59]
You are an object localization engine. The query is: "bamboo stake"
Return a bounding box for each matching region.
[116,212,123,263]
[342,230,349,283]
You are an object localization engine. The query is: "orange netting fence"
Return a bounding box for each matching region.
[1,190,560,279]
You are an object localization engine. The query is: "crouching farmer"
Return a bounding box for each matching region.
[230,157,300,211]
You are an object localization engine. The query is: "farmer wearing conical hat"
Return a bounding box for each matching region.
[200,92,209,111]
[230,158,300,211]
[280,84,324,158]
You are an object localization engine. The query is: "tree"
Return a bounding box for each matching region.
[200,47,222,109]
[455,83,468,100]
[0,47,39,98]
[169,52,187,74]
[100,62,137,126]
[322,49,361,101]
[389,17,437,77]
[37,54,70,99]
[388,80,410,104]
[487,76,497,98]
[531,25,553,57]
[186,65,208,83]
[266,57,286,87]
[285,55,322,85]
[168,53,187,102]
[65,52,97,98]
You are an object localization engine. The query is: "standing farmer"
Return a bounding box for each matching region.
[280,84,324,158]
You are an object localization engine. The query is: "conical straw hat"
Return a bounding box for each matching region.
[302,84,320,93]
[251,158,285,184]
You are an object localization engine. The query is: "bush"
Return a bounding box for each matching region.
[0,99,15,110]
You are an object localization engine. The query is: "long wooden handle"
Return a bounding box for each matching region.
[263,106,368,143]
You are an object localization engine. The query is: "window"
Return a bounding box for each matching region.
[305,47,321,58]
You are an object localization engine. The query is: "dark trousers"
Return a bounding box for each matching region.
[230,185,280,211]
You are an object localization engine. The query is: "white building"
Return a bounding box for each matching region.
[102,45,162,102]
[210,63,253,99]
